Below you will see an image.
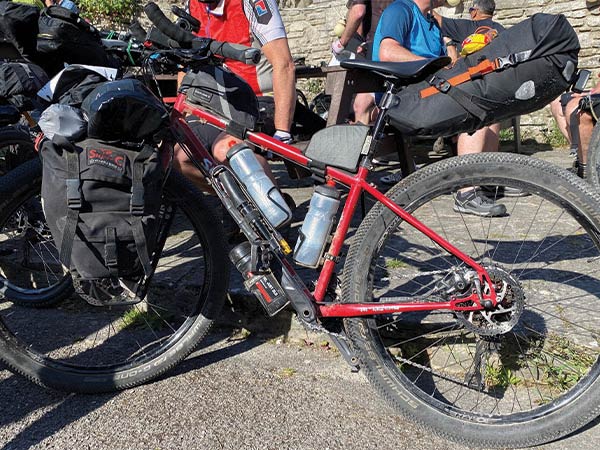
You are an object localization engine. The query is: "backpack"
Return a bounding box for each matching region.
[41,136,165,306]
[36,6,117,75]
[0,61,48,110]
[386,14,579,138]
[0,1,40,60]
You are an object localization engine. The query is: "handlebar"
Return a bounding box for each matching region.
[143,2,261,65]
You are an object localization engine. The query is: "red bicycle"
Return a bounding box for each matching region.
[1,4,600,447]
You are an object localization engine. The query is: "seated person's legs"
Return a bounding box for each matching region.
[454,123,506,217]
[352,92,377,125]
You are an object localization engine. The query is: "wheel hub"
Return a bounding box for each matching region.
[456,265,525,336]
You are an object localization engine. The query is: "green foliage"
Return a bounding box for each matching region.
[78,0,140,25]
[541,123,569,148]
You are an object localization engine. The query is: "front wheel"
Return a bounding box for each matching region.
[344,153,600,447]
[0,171,229,393]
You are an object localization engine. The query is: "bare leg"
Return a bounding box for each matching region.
[457,124,500,194]
[550,96,570,143]
[352,92,376,125]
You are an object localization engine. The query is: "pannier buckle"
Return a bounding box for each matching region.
[104,243,118,268]
[65,179,82,210]
[130,188,145,216]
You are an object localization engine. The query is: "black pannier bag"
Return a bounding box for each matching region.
[41,136,164,305]
[180,65,259,131]
[386,14,580,138]
[0,2,40,61]
[0,61,48,110]
[81,78,170,142]
[36,6,117,74]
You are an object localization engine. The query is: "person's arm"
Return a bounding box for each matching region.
[340,4,367,47]
[379,38,426,62]
[261,38,296,133]
[443,37,459,65]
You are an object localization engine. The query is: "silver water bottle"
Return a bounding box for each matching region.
[227,144,292,228]
[293,185,341,268]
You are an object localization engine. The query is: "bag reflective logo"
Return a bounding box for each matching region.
[87,147,125,173]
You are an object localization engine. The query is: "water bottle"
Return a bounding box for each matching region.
[229,242,289,316]
[227,144,291,228]
[293,185,341,268]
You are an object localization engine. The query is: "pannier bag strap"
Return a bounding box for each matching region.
[104,227,119,277]
[131,146,155,276]
[53,135,81,269]
[420,50,533,99]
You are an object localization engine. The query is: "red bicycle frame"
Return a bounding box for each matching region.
[170,93,498,319]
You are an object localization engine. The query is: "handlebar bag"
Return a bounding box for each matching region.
[180,66,259,131]
[0,61,49,110]
[36,6,117,74]
[81,78,170,142]
[0,2,40,61]
[386,14,579,138]
[41,136,164,305]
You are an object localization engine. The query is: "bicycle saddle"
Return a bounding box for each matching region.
[340,56,451,81]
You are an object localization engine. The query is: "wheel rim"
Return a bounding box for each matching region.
[360,179,600,423]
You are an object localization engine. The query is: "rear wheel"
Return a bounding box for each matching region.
[0,169,229,393]
[344,153,600,447]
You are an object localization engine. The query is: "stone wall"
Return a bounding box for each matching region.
[278,0,600,134]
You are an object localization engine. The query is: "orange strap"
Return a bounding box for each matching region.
[420,58,499,99]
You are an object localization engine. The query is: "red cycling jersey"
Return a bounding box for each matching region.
[186,0,287,95]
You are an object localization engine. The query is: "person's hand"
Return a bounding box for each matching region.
[331,39,345,56]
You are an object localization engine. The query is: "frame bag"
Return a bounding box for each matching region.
[41,136,164,306]
[386,14,580,138]
[180,65,259,132]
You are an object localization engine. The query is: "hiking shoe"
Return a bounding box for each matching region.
[380,171,403,185]
[454,189,507,217]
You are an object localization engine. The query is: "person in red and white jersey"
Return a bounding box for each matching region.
[174,0,296,189]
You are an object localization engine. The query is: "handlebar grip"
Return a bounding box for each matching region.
[144,2,194,47]
[129,20,148,43]
[208,41,261,65]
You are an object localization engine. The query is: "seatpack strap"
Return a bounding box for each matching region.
[420,50,533,99]
[54,135,81,269]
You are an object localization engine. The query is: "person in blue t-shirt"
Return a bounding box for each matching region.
[372,0,445,63]
[372,0,445,185]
